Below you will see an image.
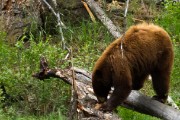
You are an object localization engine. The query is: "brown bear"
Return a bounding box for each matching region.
[92,23,174,111]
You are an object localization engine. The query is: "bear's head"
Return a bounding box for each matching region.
[92,69,112,103]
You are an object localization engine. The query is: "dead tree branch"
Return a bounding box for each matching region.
[82,1,96,23]
[122,0,130,32]
[84,0,121,38]
[42,0,66,49]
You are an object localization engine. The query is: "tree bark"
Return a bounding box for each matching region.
[0,0,43,44]
[33,57,180,120]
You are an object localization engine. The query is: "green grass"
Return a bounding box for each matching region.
[64,20,113,71]
[155,0,180,42]
[0,108,66,120]
[170,45,180,106]
[118,107,160,120]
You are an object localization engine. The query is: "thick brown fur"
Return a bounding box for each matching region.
[92,23,174,111]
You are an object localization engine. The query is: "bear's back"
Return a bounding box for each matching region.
[124,23,171,45]
[123,23,173,73]
[93,23,173,73]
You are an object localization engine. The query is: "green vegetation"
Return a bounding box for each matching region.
[0,108,65,120]
[171,46,180,107]
[0,1,180,120]
[155,0,180,42]
[118,107,160,120]
[0,32,71,118]
[66,21,113,70]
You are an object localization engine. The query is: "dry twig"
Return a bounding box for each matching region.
[82,1,96,23]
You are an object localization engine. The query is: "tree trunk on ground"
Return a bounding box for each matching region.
[33,57,180,120]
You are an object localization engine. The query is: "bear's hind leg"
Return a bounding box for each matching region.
[151,70,170,103]
[132,75,148,90]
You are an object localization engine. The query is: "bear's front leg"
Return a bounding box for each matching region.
[100,102,114,112]
[100,83,132,112]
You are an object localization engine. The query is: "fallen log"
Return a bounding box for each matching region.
[33,57,180,120]
[33,57,121,120]
[123,91,180,120]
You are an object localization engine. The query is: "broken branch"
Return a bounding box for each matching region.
[84,0,121,38]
